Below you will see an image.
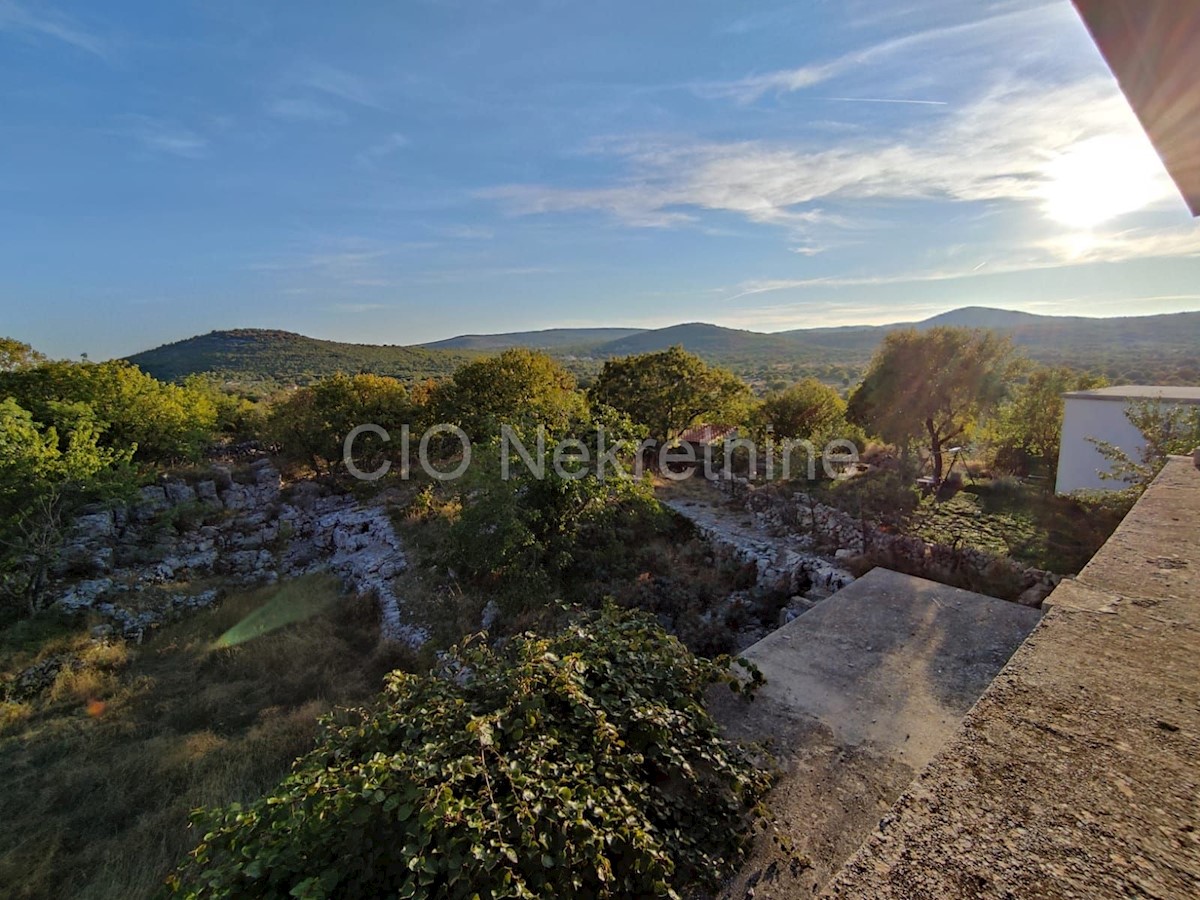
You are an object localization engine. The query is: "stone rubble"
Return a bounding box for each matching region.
[48,457,424,646]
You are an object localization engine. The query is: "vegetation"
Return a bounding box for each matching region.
[120,310,1200,390]
[848,328,1016,481]
[590,346,750,443]
[431,349,588,443]
[988,366,1104,477]
[169,606,769,900]
[126,329,477,388]
[266,373,413,475]
[0,577,408,900]
[1091,399,1200,487]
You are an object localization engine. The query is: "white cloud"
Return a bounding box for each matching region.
[297,63,383,109]
[267,97,348,124]
[356,132,410,167]
[697,2,1065,103]
[483,75,1177,237]
[120,115,209,159]
[0,0,111,60]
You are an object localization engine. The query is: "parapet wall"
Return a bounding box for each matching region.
[823,456,1200,897]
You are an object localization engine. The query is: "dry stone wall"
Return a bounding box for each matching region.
[51,458,424,646]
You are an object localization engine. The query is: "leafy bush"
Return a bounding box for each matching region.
[170,607,770,899]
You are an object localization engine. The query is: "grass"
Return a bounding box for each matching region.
[0,575,416,900]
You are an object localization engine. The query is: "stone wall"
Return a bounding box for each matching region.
[719,475,1060,606]
[51,459,423,646]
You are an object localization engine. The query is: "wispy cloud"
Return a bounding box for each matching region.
[296,63,383,109]
[722,224,1200,300]
[698,2,1064,103]
[356,132,409,167]
[0,0,111,60]
[822,96,947,106]
[119,115,209,159]
[267,97,348,124]
[483,75,1176,237]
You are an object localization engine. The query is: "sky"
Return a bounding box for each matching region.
[3,0,1199,360]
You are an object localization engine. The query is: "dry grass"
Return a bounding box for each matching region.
[0,575,413,900]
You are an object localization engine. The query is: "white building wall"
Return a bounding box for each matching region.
[1055,398,1147,494]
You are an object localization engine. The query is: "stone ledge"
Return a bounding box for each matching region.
[823,456,1200,898]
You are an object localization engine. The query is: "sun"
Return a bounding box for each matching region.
[1040,133,1169,229]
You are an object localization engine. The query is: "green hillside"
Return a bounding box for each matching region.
[126,329,477,386]
[124,308,1200,389]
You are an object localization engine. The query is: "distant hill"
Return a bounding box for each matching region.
[125,308,1200,388]
[422,327,645,352]
[126,329,477,386]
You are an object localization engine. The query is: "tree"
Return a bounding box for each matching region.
[0,398,135,615]
[1090,399,1200,487]
[0,360,218,463]
[752,378,846,440]
[589,347,751,444]
[431,349,588,443]
[989,366,1104,476]
[169,606,769,899]
[0,337,46,372]
[266,373,413,475]
[847,327,1015,482]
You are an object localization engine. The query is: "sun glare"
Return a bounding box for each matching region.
[1041,133,1169,229]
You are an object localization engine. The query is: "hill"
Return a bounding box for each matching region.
[422,327,645,352]
[125,308,1200,388]
[126,329,477,386]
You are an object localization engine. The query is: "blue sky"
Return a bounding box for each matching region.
[3,0,1199,359]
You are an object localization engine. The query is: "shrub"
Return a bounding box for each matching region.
[170,606,770,899]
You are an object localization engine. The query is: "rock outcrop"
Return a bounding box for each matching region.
[50,458,424,646]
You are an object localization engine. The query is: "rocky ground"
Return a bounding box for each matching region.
[48,457,424,646]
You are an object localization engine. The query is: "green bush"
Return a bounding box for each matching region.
[169,607,770,899]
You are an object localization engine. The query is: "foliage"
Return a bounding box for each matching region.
[751,378,847,441]
[182,375,268,441]
[170,606,770,899]
[431,349,588,444]
[0,577,403,900]
[0,359,218,463]
[848,327,1015,481]
[125,328,477,387]
[1090,399,1200,487]
[444,464,670,605]
[590,346,751,443]
[988,366,1104,476]
[0,398,137,617]
[0,336,46,372]
[266,373,413,475]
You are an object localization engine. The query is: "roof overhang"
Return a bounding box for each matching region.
[1071,0,1200,216]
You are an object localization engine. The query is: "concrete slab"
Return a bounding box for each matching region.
[714,568,1041,897]
[825,457,1200,898]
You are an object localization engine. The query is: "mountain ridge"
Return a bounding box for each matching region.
[125,307,1200,387]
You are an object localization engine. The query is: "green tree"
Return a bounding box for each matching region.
[266,373,413,475]
[752,378,846,440]
[0,360,218,462]
[169,606,769,900]
[589,347,751,444]
[989,366,1104,476]
[0,337,46,372]
[0,398,135,615]
[848,327,1015,481]
[431,349,588,443]
[1090,399,1200,487]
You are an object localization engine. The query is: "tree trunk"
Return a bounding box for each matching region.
[926,418,943,482]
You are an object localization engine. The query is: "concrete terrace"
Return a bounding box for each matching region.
[826,456,1200,897]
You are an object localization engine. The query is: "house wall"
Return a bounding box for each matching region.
[1055,398,1145,493]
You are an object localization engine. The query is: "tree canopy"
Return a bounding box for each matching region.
[169,607,769,900]
[989,366,1104,476]
[752,378,847,441]
[847,327,1015,480]
[431,349,588,443]
[589,347,750,444]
